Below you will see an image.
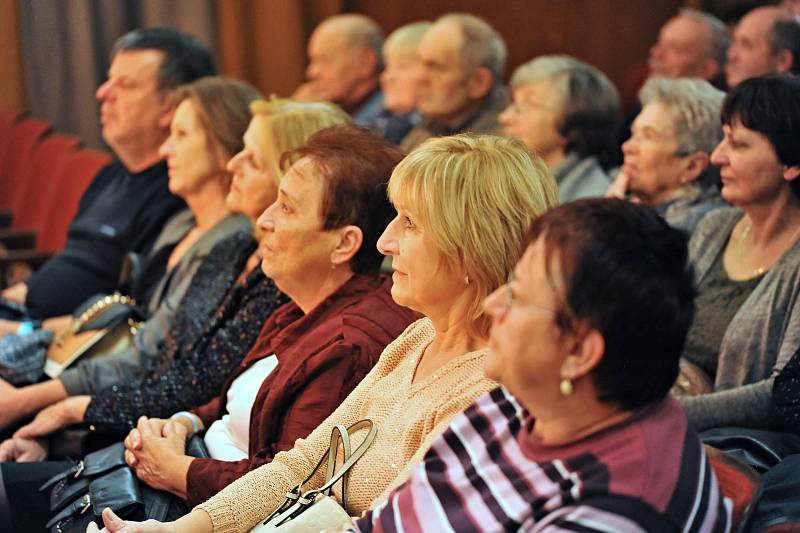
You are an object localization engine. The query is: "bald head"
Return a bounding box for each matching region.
[305,15,383,109]
[726,6,799,87]
[648,9,728,80]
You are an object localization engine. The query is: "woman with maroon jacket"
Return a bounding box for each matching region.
[121,124,416,507]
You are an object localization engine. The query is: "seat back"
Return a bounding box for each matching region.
[39,149,111,252]
[13,133,81,236]
[0,117,52,208]
[706,444,763,533]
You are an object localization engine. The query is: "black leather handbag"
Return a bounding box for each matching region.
[41,436,210,532]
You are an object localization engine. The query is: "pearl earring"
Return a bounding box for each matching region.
[559,379,574,397]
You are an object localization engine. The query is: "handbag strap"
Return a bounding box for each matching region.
[316,419,377,511]
[264,419,375,524]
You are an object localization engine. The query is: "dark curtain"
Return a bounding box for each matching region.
[18,0,216,149]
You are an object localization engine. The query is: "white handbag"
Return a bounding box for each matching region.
[250,419,377,533]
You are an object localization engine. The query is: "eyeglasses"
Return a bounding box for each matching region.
[505,100,558,116]
[503,271,557,317]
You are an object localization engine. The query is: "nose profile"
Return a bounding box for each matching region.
[257,202,277,232]
[376,217,399,256]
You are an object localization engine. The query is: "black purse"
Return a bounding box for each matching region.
[40,443,143,533]
[41,436,210,532]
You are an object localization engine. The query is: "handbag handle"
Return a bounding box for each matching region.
[264,419,376,524]
[315,419,376,511]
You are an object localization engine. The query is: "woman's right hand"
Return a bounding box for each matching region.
[605,171,630,199]
[0,436,48,462]
[87,508,178,533]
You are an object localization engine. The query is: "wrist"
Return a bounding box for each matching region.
[171,411,202,434]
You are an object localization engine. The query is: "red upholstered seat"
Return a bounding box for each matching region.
[706,444,763,533]
[38,148,111,252]
[13,133,81,241]
[0,117,52,209]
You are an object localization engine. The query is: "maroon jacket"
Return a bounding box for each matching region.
[185,274,416,506]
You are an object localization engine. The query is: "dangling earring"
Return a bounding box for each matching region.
[331,262,336,271]
[464,275,470,285]
[559,378,573,397]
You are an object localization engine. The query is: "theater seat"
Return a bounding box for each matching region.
[706,444,763,533]
[12,133,81,239]
[0,117,52,209]
[38,148,111,252]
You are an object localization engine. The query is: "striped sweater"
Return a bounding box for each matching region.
[351,387,731,532]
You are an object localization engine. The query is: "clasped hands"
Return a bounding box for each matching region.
[123,416,194,498]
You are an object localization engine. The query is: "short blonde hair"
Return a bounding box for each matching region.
[383,21,432,58]
[389,134,559,338]
[249,98,350,183]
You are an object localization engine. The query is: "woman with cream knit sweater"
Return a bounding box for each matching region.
[89,134,559,533]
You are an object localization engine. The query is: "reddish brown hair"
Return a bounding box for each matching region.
[283,125,405,274]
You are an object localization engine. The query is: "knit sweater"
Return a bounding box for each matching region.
[196,318,496,533]
[679,208,800,430]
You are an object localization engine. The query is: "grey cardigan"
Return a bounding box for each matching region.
[59,211,250,395]
[679,208,800,430]
[552,153,610,203]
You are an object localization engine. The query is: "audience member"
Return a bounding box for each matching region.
[294,14,384,126]
[649,8,729,88]
[679,75,800,431]
[1,125,417,531]
[726,5,800,88]
[371,21,431,144]
[0,77,260,436]
[400,14,508,151]
[0,28,215,319]
[350,199,729,533]
[500,55,619,202]
[86,133,558,533]
[608,77,726,234]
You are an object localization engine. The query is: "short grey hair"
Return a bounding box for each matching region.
[679,8,730,68]
[322,14,385,70]
[383,21,432,57]
[639,77,725,155]
[769,17,800,75]
[510,55,620,164]
[436,13,507,81]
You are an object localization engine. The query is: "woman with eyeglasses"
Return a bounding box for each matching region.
[499,55,619,203]
[348,199,730,532]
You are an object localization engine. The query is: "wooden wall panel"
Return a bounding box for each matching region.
[349,0,683,108]
[0,0,25,110]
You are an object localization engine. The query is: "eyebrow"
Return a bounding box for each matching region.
[278,187,298,204]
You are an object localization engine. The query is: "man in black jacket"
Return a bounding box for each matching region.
[1,28,215,320]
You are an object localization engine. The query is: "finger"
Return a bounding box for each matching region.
[102,507,127,531]
[125,449,138,467]
[138,416,154,437]
[0,439,16,462]
[126,428,142,450]
[86,520,100,532]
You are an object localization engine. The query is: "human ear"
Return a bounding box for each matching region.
[678,152,709,185]
[560,329,605,381]
[466,67,494,100]
[156,94,176,131]
[330,225,364,268]
[784,165,800,183]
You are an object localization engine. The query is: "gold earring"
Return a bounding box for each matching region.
[559,378,573,397]
[464,275,470,285]
[331,262,336,271]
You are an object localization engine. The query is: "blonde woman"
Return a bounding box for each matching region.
[89,134,559,533]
